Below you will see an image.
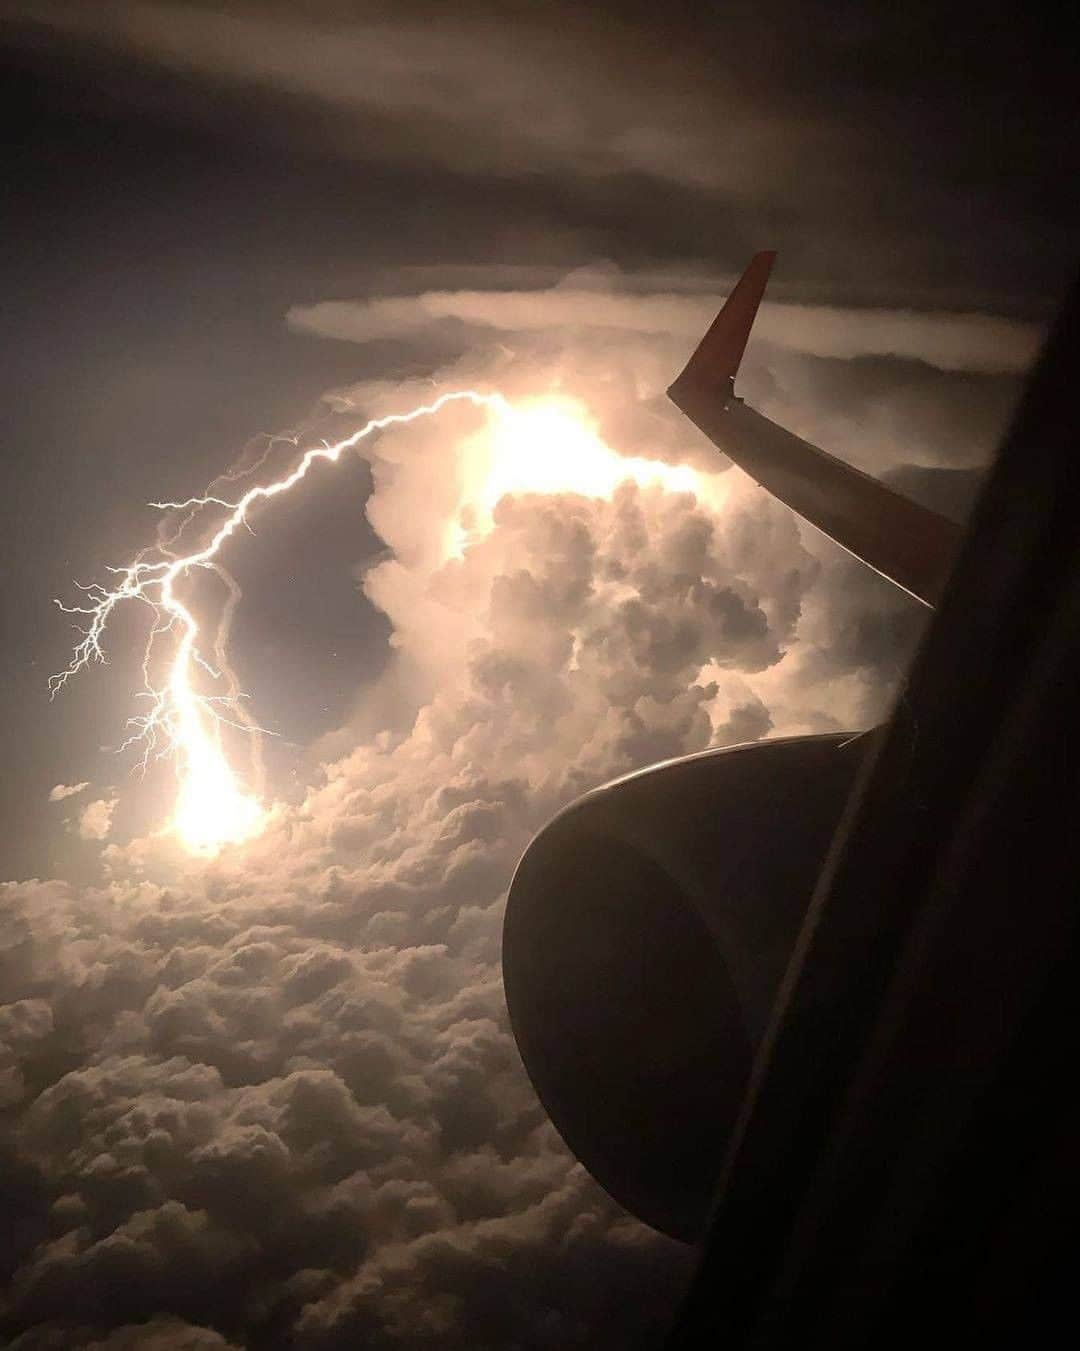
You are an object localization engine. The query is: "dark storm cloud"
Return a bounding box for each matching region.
[10,1318,242,1349]
[4,0,1076,300]
[3,0,853,191]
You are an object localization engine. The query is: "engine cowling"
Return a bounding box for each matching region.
[502,732,868,1241]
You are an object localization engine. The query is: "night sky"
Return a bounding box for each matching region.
[1,3,1076,1348]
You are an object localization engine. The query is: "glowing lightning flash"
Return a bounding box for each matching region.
[51,390,509,856]
[52,389,712,856]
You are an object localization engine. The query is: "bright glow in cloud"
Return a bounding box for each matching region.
[451,396,710,555]
[48,781,89,802]
[51,389,716,857]
[51,392,503,856]
[18,280,941,1349]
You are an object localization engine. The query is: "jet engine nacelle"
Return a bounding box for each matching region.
[502,733,868,1241]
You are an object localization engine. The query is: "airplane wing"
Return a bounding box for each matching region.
[667,272,1080,1349]
[668,253,963,607]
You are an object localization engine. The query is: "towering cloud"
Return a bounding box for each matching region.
[1,261,1006,1347]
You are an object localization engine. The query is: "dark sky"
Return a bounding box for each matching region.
[0,2,1076,1348]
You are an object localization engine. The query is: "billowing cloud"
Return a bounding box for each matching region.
[1,253,1011,1346]
[0,394,822,1344]
[0,0,1069,1337]
[77,798,118,842]
[48,783,89,803]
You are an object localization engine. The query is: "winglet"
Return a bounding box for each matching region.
[668,251,776,402]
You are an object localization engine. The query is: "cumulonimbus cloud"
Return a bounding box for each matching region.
[1,0,801,194]
[2,360,883,1344]
[2,268,992,1345]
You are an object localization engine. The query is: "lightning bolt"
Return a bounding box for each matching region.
[51,389,509,855]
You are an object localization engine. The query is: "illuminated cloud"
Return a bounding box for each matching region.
[76,796,118,841]
[4,204,1013,1340]
[47,781,89,802]
[0,3,1067,1345]
[289,287,1042,375]
[2,200,1003,1351]
[3,396,819,1342]
[302,264,1024,493]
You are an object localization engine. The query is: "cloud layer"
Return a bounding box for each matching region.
[1,0,831,194]
[7,0,1074,311]
[2,258,1009,1346]
[289,287,1041,375]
